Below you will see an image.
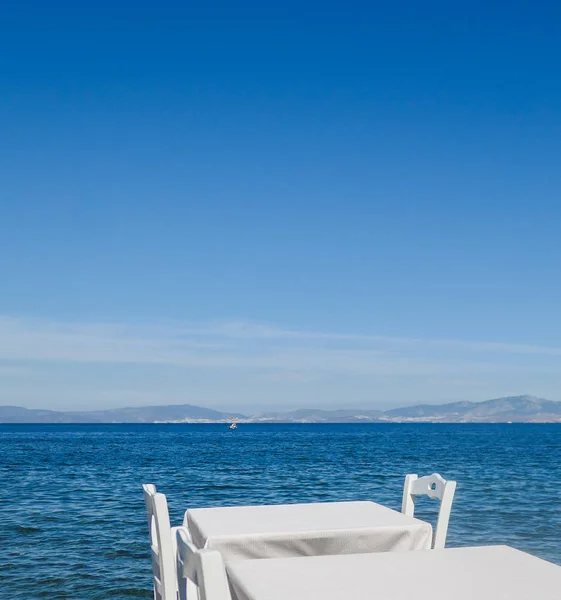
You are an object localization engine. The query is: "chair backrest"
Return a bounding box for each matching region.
[176,527,231,600]
[401,473,457,549]
[143,484,177,600]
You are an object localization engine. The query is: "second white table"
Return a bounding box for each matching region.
[227,545,561,600]
[184,501,432,561]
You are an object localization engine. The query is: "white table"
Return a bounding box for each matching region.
[184,501,432,561]
[227,545,561,600]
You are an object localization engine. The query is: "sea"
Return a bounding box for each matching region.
[1,423,560,599]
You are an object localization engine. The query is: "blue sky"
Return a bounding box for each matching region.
[1,1,561,411]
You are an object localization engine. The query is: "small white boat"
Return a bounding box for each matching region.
[229,422,237,429]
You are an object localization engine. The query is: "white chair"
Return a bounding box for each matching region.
[401,473,456,549]
[143,484,180,600]
[176,527,232,600]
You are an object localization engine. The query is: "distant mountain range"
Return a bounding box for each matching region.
[0,403,247,424]
[1,395,560,423]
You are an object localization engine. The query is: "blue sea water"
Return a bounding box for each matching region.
[1,423,560,599]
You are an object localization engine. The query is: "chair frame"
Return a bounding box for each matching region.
[143,484,180,600]
[401,473,456,549]
[176,527,231,600]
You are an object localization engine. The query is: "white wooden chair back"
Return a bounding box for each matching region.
[401,473,457,549]
[176,527,231,600]
[142,484,178,600]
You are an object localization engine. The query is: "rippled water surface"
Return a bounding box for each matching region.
[1,423,560,598]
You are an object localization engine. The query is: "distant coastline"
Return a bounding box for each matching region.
[1,395,560,424]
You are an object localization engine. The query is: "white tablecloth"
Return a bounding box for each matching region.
[227,545,561,600]
[184,501,432,561]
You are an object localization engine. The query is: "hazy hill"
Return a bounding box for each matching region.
[0,404,246,423]
[0,406,66,422]
[384,395,561,422]
[1,395,560,423]
[252,408,384,423]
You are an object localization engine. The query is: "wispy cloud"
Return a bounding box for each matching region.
[1,316,561,378]
[2,315,561,410]
[197,320,561,357]
[0,364,29,377]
